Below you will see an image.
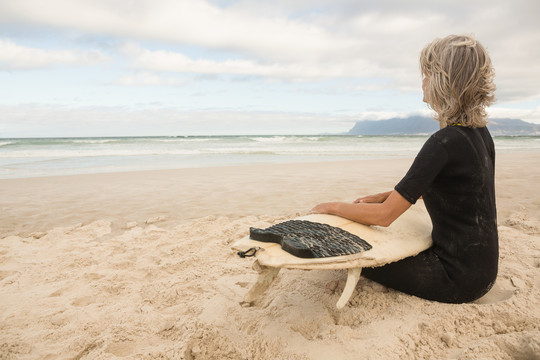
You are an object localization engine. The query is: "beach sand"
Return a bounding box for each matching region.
[1,153,539,359]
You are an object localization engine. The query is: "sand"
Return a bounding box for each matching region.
[1,153,539,359]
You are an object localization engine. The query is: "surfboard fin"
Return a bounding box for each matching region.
[241,260,281,307]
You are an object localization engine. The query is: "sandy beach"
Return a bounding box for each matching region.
[1,152,539,359]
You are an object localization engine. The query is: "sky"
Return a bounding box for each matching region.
[1,0,539,137]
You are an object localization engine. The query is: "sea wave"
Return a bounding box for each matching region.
[249,136,328,143]
[0,149,202,158]
[1,135,538,179]
[250,136,288,143]
[152,136,218,143]
[70,139,117,144]
[0,145,424,159]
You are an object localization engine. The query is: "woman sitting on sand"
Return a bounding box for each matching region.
[310,34,498,303]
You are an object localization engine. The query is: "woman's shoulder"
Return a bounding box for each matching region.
[427,126,461,147]
[431,126,480,145]
[430,126,494,157]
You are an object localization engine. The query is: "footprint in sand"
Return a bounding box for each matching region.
[49,285,71,297]
[71,296,96,307]
[105,341,135,357]
[0,270,20,284]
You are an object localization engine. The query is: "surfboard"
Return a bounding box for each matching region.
[232,204,433,309]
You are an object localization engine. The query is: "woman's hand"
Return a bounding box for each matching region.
[308,202,337,215]
[308,191,411,227]
[354,191,392,204]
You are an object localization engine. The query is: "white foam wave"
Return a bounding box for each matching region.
[250,136,329,144]
[250,136,288,143]
[153,137,215,143]
[2,135,537,179]
[0,149,204,158]
[71,139,117,144]
[0,142,428,159]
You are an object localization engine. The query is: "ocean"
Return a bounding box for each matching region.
[1,135,539,179]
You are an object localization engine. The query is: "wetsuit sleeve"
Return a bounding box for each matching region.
[395,135,448,204]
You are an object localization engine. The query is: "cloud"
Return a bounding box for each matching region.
[118,43,374,81]
[112,72,186,86]
[0,0,539,102]
[488,106,540,124]
[2,102,537,138]
[0,0,353,62]
[0,38,108,70]
[0,103,437,137]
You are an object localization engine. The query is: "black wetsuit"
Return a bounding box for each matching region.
[362,126,498,303]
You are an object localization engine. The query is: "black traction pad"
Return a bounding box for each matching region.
[249,220,372,258]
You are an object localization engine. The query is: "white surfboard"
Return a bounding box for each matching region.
[232,204,433,309]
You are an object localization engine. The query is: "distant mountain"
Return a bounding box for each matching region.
[487,118,540,136]
[348,116,439,135]
[347,116,540,136]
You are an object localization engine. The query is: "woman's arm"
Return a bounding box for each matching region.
[309,190,412,227]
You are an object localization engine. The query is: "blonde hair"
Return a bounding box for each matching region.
[420,35,496,128]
